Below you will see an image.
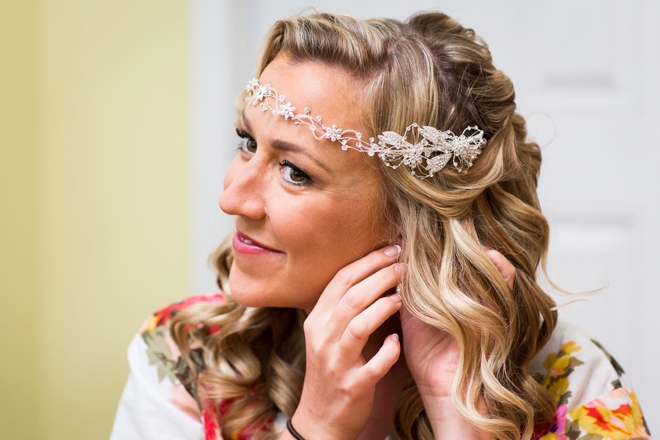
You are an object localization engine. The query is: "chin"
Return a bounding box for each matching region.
[228,270,267,307]
[228,266,284,308]
[228,266,315,310]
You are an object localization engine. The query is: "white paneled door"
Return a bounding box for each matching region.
[192,0,659,426]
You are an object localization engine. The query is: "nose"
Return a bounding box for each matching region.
[219,155,267,220]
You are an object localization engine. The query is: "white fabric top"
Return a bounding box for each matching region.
[110,294,650,440]
[110,336,204,440]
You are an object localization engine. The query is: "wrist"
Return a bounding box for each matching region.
[289,413,342,440]
[287,418,306,440]
[418,389,491,440]
[279,427,297,440]
[289,413,316,440]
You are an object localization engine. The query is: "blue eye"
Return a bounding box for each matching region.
[280,160,310,186]
[235,129,257,153]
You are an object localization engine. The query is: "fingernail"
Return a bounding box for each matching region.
[394,263,407,274]
[390,333,399,342]
[389,293,401,303]
[384,244,401,257]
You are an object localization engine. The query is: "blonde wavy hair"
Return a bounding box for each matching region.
[171,11,558,440]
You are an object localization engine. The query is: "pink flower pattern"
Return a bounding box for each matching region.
[143,295,651,440]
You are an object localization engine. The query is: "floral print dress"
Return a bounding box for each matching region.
[110,293,651,440]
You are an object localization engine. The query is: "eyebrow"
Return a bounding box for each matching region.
[241,112,332,173]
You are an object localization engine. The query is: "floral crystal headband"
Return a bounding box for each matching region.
[245,78,487,178]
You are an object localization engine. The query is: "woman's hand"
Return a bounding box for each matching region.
[400,249,515,439]
[288,245,404,440]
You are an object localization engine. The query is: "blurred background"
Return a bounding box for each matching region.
[1,0,657,438]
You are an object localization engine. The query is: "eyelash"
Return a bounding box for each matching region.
[279,160,311,187]
[235,128,256,154]
[234,128,312,187]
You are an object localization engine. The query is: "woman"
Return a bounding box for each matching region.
[111,11,650,440]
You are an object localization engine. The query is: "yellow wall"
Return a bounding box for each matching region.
[1,1,191,438]
[0,0,40,438]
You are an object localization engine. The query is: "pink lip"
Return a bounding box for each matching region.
[232,231,282,255]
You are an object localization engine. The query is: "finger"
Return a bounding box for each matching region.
[485,249,515,290]
[339,293,403,360]
[313,245,401,317]
[360,333,401,384]
[326,263,404,336]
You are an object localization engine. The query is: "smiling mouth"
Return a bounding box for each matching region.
[234,231,281,254]
[239,235,255,245]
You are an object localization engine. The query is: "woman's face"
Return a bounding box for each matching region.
[220,57,391,312]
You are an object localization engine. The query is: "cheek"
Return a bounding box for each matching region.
[273,194,386,268]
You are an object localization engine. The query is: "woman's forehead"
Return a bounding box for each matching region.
[241,58,380,177]
[258,57,368,131]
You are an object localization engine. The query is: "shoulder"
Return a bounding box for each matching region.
[529,321,628,409]
[139,292,226,383]
[111,293,227,439]
[530,321,651,439]
[139,292,227,395]
[140,292,227,339]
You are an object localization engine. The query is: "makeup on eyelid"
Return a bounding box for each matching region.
[236,125,313,186]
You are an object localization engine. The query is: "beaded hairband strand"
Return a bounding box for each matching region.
[245,78,488,178]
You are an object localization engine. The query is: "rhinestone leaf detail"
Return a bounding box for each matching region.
[245,78,488,178]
